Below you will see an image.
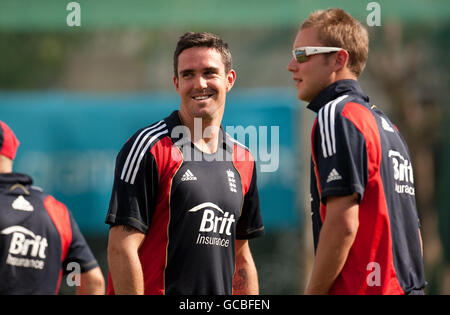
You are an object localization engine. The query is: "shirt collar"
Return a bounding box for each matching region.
[167,110,233,154]
[307,79,369,113]
[0,173,33,185]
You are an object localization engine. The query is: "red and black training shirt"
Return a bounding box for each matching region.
[105,110,264,295]
[0,173,99,294]
[308,79,426,294]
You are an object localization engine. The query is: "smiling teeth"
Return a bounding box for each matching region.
[193,96,209,100]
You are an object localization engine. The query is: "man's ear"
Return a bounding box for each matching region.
[226,69,236,92]
[334,50,350,72]
[173,75,179,91]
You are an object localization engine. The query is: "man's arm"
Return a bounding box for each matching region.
[305,193,359,295]
[232,239,259,295]
[107,225,146,294]
[77,266,105,295]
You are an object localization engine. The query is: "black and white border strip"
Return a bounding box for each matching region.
[226,133,249,151]
[120,120,168,184]
[318,95,348,158]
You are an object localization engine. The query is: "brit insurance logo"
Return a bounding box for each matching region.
[188,202,235,248]
[0,226,48,270]
[388,150,415,196]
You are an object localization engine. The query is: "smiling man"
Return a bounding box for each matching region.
[287,9,426,294]
[105,32,264,295]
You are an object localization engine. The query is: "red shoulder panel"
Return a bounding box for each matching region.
[232,144,255,197]
[139,136,183,294]
[43,195,73,261]
[336,102,403,294]
[341,102,381,174]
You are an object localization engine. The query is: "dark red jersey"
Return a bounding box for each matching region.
[308,80,426,294]
[105,110,264,295]
[0,173,99,294]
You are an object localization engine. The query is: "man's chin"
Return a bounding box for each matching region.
[195,103,223,117]
[190,109,214,122]
[181,100,224,121]
[297,91,312,103]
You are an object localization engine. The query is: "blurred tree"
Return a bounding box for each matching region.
[0,32,86,89]
[367,21,449,294]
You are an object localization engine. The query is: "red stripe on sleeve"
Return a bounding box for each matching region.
[139,137,183,294]
[331,102,404,294]
[310,119,326,222]
[232,144,255,197]
[43,195,73,294]
[43,196,73,262]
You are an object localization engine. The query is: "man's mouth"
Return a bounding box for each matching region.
[192,93,214,101]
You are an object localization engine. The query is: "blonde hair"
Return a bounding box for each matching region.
[301,8,369,77]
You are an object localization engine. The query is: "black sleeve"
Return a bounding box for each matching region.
[105,135,159,234]
[63,211,98,274]
[236,164,264,240]
[315,110,368,203]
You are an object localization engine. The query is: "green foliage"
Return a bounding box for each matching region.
[0,32,85,89]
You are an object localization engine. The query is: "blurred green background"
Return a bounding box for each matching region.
[0,0,449,294]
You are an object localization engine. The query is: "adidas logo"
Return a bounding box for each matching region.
[12,195,34,212]
[326,168,342,183]
[181,169,197,181]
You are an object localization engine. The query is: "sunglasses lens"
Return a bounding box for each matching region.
[294,50,308,63]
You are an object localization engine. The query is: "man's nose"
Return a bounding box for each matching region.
[287,57,298,72]
[193,75,208,89]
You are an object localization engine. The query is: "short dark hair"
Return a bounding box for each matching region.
[173,32,232,78]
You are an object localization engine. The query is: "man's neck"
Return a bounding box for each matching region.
[178,109,222,154]
[0,155,13,173]
[333,70,357,83]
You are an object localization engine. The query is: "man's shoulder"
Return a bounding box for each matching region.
[120,111,179,156]
[0,173,51,203]
[319,94,369,116]
[316,94,377,132]
[127,120,169,146]
[224,132,256,164]
[116,112,181,184]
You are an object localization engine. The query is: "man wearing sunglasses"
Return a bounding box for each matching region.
[288,8,426,295]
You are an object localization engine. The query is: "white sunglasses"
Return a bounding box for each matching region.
[292,46,342,63]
